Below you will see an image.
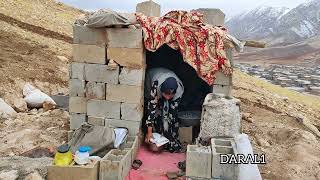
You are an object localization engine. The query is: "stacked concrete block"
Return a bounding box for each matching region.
[211,138,239,180]
[70,25,145,136]
[136,0,161,17]
[186,145,212,179]
[199,93,241,139]
[100,149,132,180]
[120,136,139,163]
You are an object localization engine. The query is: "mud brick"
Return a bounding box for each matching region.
[119,67,145,86]
[120,103,143,121]
[107,47,145,69]
[106,84,143,104]
[100,149,132,180]
[73,25,107,45]
[70,113,87,130]
[69,97,86,113]
[106,28,143,48]
[73,44,106,64]
[214,70,232,86]
[105,119,141,136]
[69,62,85,80]
[87,100,120,119]
[86,81,106,100]
[84,64,119,84]
[211,138,239,180]
[69,79,85,97]
[186,145,212,178]
[88,116,105,126]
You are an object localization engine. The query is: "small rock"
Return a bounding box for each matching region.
[28,108,38,115]
[166,171,178,179]
[56,56,69,62]
[50,109,63,116]
[242,113,253,123]
[43,101,56,111]
[0,98,17,118]
[13,98,28,112]
[24,171,43,180]
[0,170,18,180]
[38,108,44,113]
[256,137,270,147]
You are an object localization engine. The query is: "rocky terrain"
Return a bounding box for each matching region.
[0,0,319,179]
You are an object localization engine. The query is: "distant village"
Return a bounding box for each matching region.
[235,63,320,96]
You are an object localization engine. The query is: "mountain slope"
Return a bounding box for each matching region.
[226,0,320,45]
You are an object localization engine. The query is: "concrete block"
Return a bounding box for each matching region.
[67,130,74,141]
[88,116,105,126]
[73,44,106,64]
[69,79,85,97]
[84,63,119,84]
[119,67,145,86]
[136,0,161,17]
[48,159,99,180]
[86,81,106,100]
[211,138,239,180]
[179,127,193,144]
[106,28,143,48]
[105,119,141,136]
[70,113,87,130]
[69,62,85,80]
[120,103,143,121]
[73,25,107,45]
[212,84,232,97]
[199,93,241,139]
[106,84,143,104]
[69,97,87,113]
[120,136,139,163]
[186,145,212,178]
[51,95,69,110]
[214,71,232,86]
[195,8,225,26]
[107,47,145,69]
[100,149,132,180]
[87,100,120,119]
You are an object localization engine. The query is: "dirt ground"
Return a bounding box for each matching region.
[0,0,319,179]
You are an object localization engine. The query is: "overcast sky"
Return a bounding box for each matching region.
[60,0,308,18]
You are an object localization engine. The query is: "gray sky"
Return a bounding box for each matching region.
[60,0,308,18]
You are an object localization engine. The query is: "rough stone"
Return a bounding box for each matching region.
[0,98,17,118]
[106,28,143,48]
[69,79,85,97]
[13,98,28,112]
[88,116,105,126]
[120,103,143,121]
[136,0,161,17]
[73,44,106,64]
[106,84,143,104]
[105,119,141,136]
[186,145,212,178]
[214,70,232,86]
[73,25,107,45]
[84,64,119,84]
[199,93,241,139]
[86,82,106,100]
[195,8,225,26]
[70,113,87,130]
[87,100,120,119]
[119,67,145,86]
[42,101,56,111]
[69,62,85,80]
[69,97,87,113]
[107,47,145,69]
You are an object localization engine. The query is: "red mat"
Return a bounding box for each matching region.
[125,145,186,180]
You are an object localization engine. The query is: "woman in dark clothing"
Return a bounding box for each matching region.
[144,68,184,152]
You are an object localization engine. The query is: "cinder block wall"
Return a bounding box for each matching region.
[69,25,145,136]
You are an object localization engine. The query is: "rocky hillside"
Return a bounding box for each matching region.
[226,0,320,46]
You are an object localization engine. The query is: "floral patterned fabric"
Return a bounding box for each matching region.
[136,10,233,85]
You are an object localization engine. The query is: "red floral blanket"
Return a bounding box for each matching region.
[136,10,233,85]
